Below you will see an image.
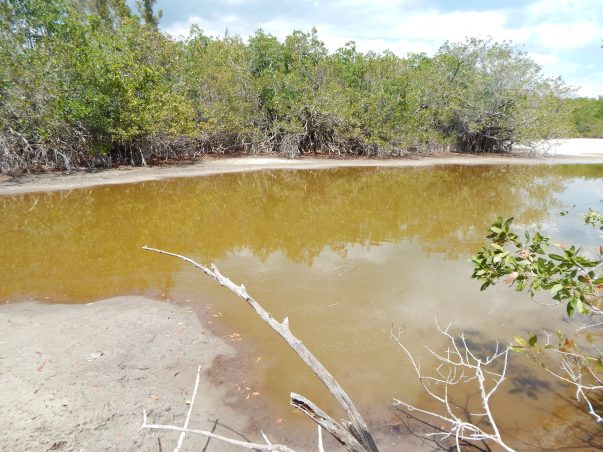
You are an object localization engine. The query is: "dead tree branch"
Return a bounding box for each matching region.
[391,321,515,452]
[290,393,365,452]
[142,246,379,452]
[541,331,603,423]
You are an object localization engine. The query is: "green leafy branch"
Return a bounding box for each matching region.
[585,208,603,232]
[472,212,603,423]
[471,216,602,317]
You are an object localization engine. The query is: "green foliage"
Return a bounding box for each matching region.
[473,212,603,422]
[0,1,575,172]
[471,216,602,316]
[435,39,571,152]
[585,209,603,231]
[0,0,193,169]
[564,97,603,138]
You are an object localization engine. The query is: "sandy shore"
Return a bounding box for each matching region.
[0,297,247,451]
[1,147,603,196]
[545,138,603,157]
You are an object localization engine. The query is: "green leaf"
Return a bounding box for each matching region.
[514,336,527,347]
[549,254,565,261]
[550,283,564,295]
[503,217,514,231]
[528,335,538,347]
[576,298,589,315]
[567,301,575,317]
[516,279,527,291]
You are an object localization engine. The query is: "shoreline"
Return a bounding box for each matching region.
[2,151,603,196]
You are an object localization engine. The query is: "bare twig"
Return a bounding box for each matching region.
[174,365,202,452]
[391,322,515,452]
[540,331,603,422]
[140,410,294,451]
[141,365,292,450]
[318,425,325,452]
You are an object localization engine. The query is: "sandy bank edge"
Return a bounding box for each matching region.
[0,296,246,451]
[2,153,603,196]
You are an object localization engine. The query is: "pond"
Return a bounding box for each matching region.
[1,164,602,448]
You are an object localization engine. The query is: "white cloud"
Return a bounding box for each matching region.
[163,16,206,38]
[571,72,603,97]
[531,21,602,50]
[530,51,559,67]
[254,8,520,56]
[389,9,513,44]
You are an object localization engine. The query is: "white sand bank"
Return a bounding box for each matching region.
[1,144,603,196]
[545,138,603,157]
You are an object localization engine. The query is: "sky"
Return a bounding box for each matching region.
[152,0,603,97]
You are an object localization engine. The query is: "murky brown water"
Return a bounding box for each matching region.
[1,164,602,448]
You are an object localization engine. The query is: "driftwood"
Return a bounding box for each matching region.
[142,246,379,452]
[290,393,365,452]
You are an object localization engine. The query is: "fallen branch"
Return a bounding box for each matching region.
[291,393,365,452]
[143,246,379,452]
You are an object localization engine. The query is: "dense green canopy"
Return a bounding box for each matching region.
[565,97,603,138]
[0,0,573,172]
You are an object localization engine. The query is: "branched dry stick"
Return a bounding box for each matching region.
[140,363,293,451]
[141,410,294,452]
[540,331,603,423]
[550,360,603,423]
[391,321,515,452]
[143,246,379,452]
